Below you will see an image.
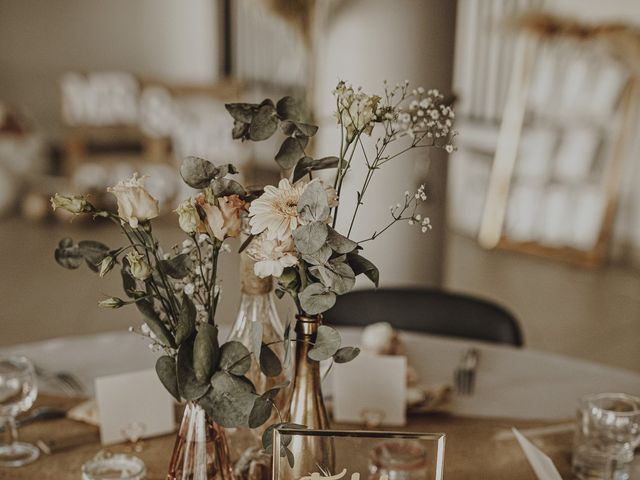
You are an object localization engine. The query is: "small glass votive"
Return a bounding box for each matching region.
[572,393,640,480]
[369,440,428,480]
[81,452,146,480]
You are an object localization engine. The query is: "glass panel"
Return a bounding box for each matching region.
[273,429,445,480]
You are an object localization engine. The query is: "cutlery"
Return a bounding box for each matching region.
[35,366,86,396]
[454,348,480,395]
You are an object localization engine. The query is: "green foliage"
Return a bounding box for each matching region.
[275,137,308,170]
[200,371,256,427]
[219,341,252,376]
[259,343,282,377]
[175,296,196,346]
[54,238,110,272]
[193,323,220,382]
[333,346,361,364]
[177,336,211,401]
[159,254,192,279]
[299,283,336,315]
[155,356,180,401]
[347,252,380,287]
[136,299,176,348]
[308,325,341,361]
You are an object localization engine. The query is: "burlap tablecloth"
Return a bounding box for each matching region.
[0,395,574,480]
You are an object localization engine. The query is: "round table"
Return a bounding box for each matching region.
[2,328,640,479]
[3,327,639,420]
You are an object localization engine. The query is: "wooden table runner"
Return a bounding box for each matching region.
[0,395,573,480]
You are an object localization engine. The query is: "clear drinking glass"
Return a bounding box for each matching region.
[0,355,39,467]
[81,452,146,480]
[572,393,640,480]
[369,440,429,480]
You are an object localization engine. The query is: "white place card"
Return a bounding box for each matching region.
[332,352,406,426]
[95,369,175,445]
[513,428,563,480]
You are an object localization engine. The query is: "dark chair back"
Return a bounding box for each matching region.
[323,288,523,346]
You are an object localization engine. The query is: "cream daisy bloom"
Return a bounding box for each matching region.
[249,178,306,240]
[246,233,298,278]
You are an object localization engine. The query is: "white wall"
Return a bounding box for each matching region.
[0,0,219,141]
[314,0,456,287]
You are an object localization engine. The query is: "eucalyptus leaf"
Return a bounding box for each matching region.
[309,261,355,295]
[283,446,295,468]
[261,422,306,454]
[248,396,273,428]
[155,356,180,401]
[175,295,196,345]
[180,156,218,189]
[283,319,292,365]
[326,228,358,254]
[301,244,332,266]
[292,221,328,255]
[259,343,282,377]
[249,104,278,141]
[275,137,308,170]
[297,181,330,223]
[262,381,290,400]
[219,341,252,376]
[225,103,257,123]
[78,240,110,271]
[308,325,341,361]
[54,238,83,270]
[159,253,192,279]
[298,283,336,315]
[347,252,380,287]
[232,120,250,140]
[200,371,256,428]
[136,299,176,348]
[276,96,301,121]
[333,346,361,364]
[177,337,210,400]
[280,120,318,137]
[211,177,247,198]
[292,156,339,182]
[193,323,220,382]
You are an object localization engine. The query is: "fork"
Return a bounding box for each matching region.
[34,366,86,396]
[454,348,480,395]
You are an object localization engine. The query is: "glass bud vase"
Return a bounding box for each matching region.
[285,315,334,478]
[167,402,234,480]
[227,252,293,414]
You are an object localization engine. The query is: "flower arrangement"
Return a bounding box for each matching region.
[226,80,455,318]
[51,169,289,430]
[50,79,454,450]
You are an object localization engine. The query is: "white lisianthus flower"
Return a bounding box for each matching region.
[107,173,160,228]
[50,193,91,215]
[246,233,298,278]
[99,255,115,277]
[248,178,306,241]
[361,322,394,354]
[175,199,200,234]
[126,251,152,281]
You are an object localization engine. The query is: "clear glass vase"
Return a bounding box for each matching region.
[166,402,234,480]
[227,252,293,415]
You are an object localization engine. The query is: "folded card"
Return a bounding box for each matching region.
[513,428,562,480]
[95,368,175,445]
[332,352,406,426]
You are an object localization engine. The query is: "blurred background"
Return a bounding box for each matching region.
[1,0,638,371]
